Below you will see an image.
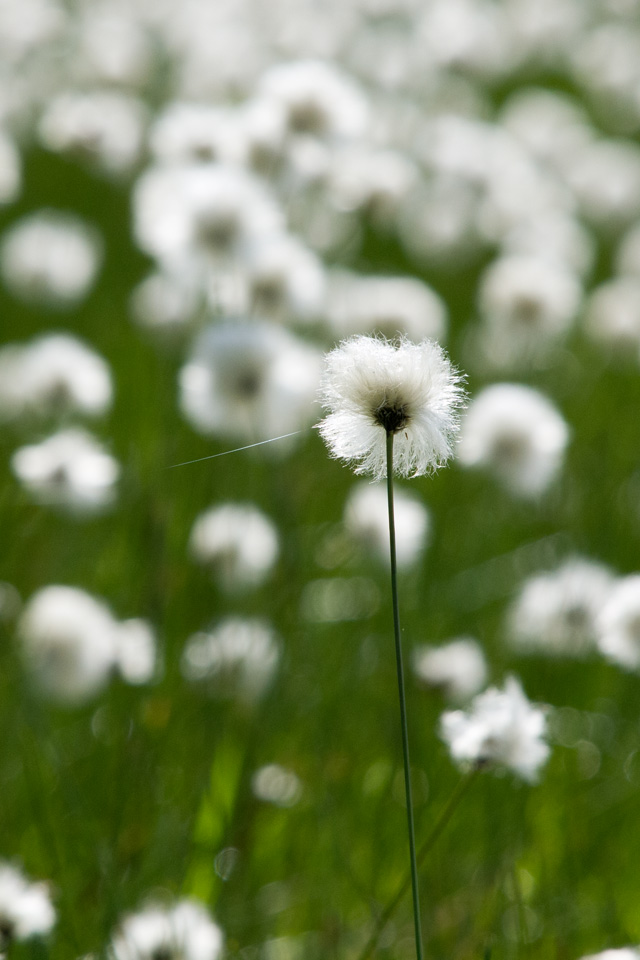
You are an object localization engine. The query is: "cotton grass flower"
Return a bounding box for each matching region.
[508,558,615,658]
[440,676,550,782]
[109,898,223,960]
[317,334,464,480]
[596,575,640,670]
[0,862,55,947]
[412,637,488,702]
[189,502,279,591]
[343,480,430,568]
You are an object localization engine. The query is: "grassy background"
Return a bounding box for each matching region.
[2,128,640,960]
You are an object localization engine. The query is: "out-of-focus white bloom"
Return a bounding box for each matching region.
[327,146,417,222]
[501,212,595,279]
[18,586,155,703]
[0,333,112,421]
[584,278,640,352]
[0,129,21,204]
[251,764,302,807]
[18,586,119,703]
[571,22,640,134]
[258,59,369,143]
[181,617,280,701]
[597,575,640,670]
[440,676,550,781]
[130,271,198,332]
[413,637,488,702]
[0,862,56,945]
[11,429,120,513]
[318,334,465,480]
[343,480,429,568]
[113,619,157,685]
[71,7,153,88]
[237,96,287,178]
[508,559,615,657]
[110,899,223,960]
[563,139,640,232]
[398,174,484,267]
[476,254,582,366]
[133,163,283,271]
[178,320,321,448]
[0,211,102,306]
[39,91,146,176]
[326,271,447,342]
[189,502,279,591]
[416,0,512,79]
[499,87,593,171]
[578,950,640,960]
[244,233,326,322]
[457,383,569,499]
[149,102,244,166]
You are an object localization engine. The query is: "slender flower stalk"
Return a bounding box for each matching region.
[386,430,423,960]
[357,767,480,960]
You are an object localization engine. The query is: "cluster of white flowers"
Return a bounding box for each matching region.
[0,862,55,948]
[181,617,280,702]
[507,560,640,674]
[440,676,550,782]
[18,585,156,704]
[109,898,223,960]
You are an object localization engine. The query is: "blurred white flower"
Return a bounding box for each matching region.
[189,502,279,591]
[457,383,569,499]
[244,232,326,322]
[327,146,417,222]
[18,586,119,704]
[413,637,487,702]
[71,6,153,88]
[149,101,244,166]
[326,271,447,342]
[252,764,302,807]
[584,278,640,353]
[0,332,113,421]
[563,139,640,233]
[476,254,582,366]
[39,91,147,177]
[181,617,280,701]
[0,862,55,946]
[18,586,156,703]
[440,676,550,781]
[113,619,157,685]
[343,480,430,568]
[616,221,640,276]
[237,96,287,178]
[597,575,640,670]
[501,212,595,279]
[0,211,102,306]
[110,899,223,960]
[499,87,593,171]
[318,334,465,480]
[258,59,369,143]
[133,163,283,272]
[508,559,615,657]
[11,428,119,514]
[178,320,321,448]
[130,271,199,333]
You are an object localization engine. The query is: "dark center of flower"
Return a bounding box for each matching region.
[0,918,14,947]
[196,210,240,253]
[374,401,409,434]
[288,99,328,136]
[252,273,285,311]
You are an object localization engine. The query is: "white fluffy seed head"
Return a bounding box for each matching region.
[317,334,465,480]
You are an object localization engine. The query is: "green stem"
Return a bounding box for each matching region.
[386,431,423,960]
[357,766,480,960]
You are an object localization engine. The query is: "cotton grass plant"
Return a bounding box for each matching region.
[318,333,465,960]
